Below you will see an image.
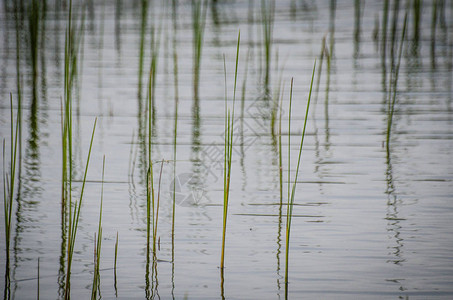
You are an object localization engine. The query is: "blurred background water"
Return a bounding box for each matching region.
[1,0,453,299]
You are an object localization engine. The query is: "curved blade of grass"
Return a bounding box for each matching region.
[65,117,97,300]
[285,61,316,287]
[221,31,240,270]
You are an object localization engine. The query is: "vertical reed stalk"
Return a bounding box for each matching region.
[61,3,91,298]
[285,62,316,290]
[138,0,149,99]
[145,66,159,256]
[114,232,118,297]
[153,160,164,254]
[386,13,407,155]
[171,0,179,257]
[37,257,40,300]
[171,4,179,296]
[172,52,178,260]
[148,8,162,125]
[91,156,105,300]
[220,31,240,270]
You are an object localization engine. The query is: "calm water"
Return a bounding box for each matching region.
[1,0,453,299]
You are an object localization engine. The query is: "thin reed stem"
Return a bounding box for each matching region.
[386,13,407,155]
[153,160,164,253]
[91,156,105,300]
[114,231,118,297]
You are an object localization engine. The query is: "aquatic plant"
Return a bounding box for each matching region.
[60,4,94,298]
[386,13,407,155]
[37,258,40,299]
[221,31,240,270]
[285,62,316,291]
[148,5,162,125]
[146,68,155,256]
[61,0,85,204]
[91,156,105,300]
[172,52,179,258]
[2,93,21,297]
[114,231,119,297]
[64,118,97,300]
[145,67,164,257]
[171,7,179,293]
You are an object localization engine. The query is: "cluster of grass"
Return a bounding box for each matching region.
[220,31,240,271]
[60,1,99,298]
[145,66,167,263]
[2,2,322,298]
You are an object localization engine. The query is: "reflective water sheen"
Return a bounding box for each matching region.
[1,0,453,299]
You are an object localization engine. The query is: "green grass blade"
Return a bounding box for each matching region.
[285,61,316,286]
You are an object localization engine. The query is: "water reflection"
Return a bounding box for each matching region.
[382,8,408,295]
[353,0,363,58]
[137,0,148,100]
[189,93,205,203]
[115,0,122,55]
[220,268,225,300]
[145,253,160,300]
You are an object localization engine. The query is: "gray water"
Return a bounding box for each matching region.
[1,0,453,299]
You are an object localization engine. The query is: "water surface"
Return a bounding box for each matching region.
[1,0,453,299]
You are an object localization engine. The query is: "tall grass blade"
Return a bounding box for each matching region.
[153,160,164,254]
[91,156,105,300]
[138,0,149,99]
[146,68,156,256]
[285,61,316,291]
[386,12,407,155]
[65,118,97,300]
[171,0,179,261]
